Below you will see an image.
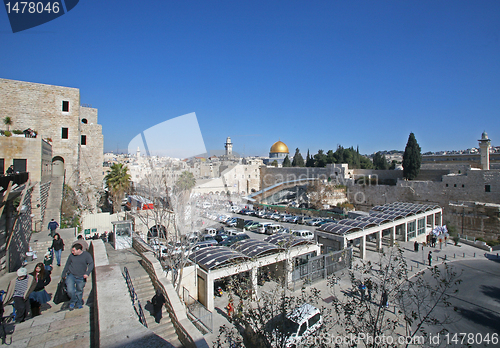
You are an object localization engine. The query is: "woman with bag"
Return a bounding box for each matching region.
[29,263,51,316]
[51,233,64,267]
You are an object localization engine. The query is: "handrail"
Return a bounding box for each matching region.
[123,267,148,328]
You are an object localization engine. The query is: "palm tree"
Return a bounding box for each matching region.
[105,163,131,213]
[175,171,196,192]
[3,117,12,131]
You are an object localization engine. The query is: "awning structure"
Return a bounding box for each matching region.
[189,246,250,271]
[264,233,315,248]
[231,239,283,258]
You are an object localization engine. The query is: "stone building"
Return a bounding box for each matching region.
[0,78,104,221]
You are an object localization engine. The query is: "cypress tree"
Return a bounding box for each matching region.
[402,133,422,180]
[291,148,305,167]
[305,149,314,167]
[282,155,291,167]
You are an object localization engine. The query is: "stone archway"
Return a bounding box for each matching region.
[52,156,65,177]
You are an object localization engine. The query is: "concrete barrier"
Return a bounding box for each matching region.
[459,238,493,252]
[133,235,209,348]
[91,239,178,348]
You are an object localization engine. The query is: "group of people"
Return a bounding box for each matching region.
[3,228,94,323]
[358,279,388,307]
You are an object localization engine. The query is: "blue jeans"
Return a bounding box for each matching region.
[54,249,62,266]
[65,274,86,307]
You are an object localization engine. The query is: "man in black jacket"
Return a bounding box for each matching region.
[61,244,94,310]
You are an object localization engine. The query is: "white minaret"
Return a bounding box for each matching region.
[136,146,141,165]
[225,137,233,156]
[478,131,491,170]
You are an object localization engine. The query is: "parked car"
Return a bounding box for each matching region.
[204,227,217,237]
[267,304,322,348]
[191,240,218,252]
[219,234,250,246]
[214,234,229,243]
[265,224,284,235]
[306,218,323,226]
[256,222,272,234]
[244,221,261,231]
[291,230,314,240]
[225,229,242,236]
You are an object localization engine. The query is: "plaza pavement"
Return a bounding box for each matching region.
[203,239,496,346]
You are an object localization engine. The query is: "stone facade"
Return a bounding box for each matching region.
[0,78,104,212]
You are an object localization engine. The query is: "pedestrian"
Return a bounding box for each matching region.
[151,289,166,323]
[28,263,51,317]
[61,243,94,310]
[381,291,389,308]
[48,219,59,238]
[6,165,14,174]
[358,282,366,301]
[226,299,234,318]
[50,233,64,267]
[43,249,53,272]
[3,267,36,323]
[71,235,89,251]
[432,236,437,248]
[428,251,433,266]
[365,279,373,301]
[415,241,419,252]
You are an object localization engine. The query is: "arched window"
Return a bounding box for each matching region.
[81,118,88,124]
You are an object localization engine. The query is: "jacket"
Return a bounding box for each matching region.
[31,271,51,292]
[51,238,64,251]
[3,275,36,305]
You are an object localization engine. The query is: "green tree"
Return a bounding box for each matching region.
[402,132,422,180]
[373,151,389,170]
[175,171,196,192]
[3,116,12,131]
[314,149,327,167]
[282,155,291,167]
[270,160,278,167]
[305,149,315,167]
[105,163,131,213]
[291,148,305,167]
[389,160,397,170]
[326,150,335,164]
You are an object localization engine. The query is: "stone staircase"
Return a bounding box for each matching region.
[42,176,64,230]
[131,274,183,348]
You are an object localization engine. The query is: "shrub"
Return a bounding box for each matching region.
[4,131,11,137]
[12,129,23,134]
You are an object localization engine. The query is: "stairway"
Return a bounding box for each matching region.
[130,274,183,348]
[41,176,64,230]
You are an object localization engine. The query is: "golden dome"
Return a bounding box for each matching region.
[270,140,289,154]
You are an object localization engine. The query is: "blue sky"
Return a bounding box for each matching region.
[1,0,499,157]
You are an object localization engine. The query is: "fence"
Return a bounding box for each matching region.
[183,287,213,333]
[291,248,353,290]
[123,266,148,328]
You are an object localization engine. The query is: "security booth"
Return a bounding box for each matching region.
[112,220,133,249]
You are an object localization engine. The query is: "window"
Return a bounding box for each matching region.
[62,128,68,139]
[298,323,307,336]
[462,184,464,188]
[407,220,416,239]
[13,159,27,173]
[418,218,425,235]
[81,135,87,145]
[0,159,4,174]
[81,118,88,124]
[62,101,69,112]
[485,185,491,192]
[445,184,448,187]
[308,313,321,327]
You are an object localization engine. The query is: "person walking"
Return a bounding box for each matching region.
[50,233,64,267]
[28,263,51,317]
[3,267,36,323]
[365,279,373,301]
[358,282,367,301]
[151,289,166,324]
[43,249,53,272]
[71,235,89,251]
[428,251,433,266]
[48,219,59,238]
[61,243,94,310]
[381,291,389,308]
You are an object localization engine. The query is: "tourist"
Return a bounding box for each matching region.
[151,289,166,324]
[29,263,51,316]
[48,219,59,238]
[358,282,366,301]
[414,241,419,252]
[365,279,373,301]
[61,244,94,310]
[3,267,36,323]
[6,165,14,175]
[381,291,389,308]
[51,233,64,266]
[71,235,89,251]
[43,249,53,272]
[226,299,234,318]
[428,251,433,266]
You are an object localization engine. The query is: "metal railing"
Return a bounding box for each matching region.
[123,267,148,328]
[183,287,213,333]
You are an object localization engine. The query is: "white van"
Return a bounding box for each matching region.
[204,227,217,237]
[265,224,283,235]
[256,222,272,234]
[291,230,314,240]
[282,304,322,348]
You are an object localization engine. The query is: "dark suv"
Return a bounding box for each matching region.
[219,234,250,247]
